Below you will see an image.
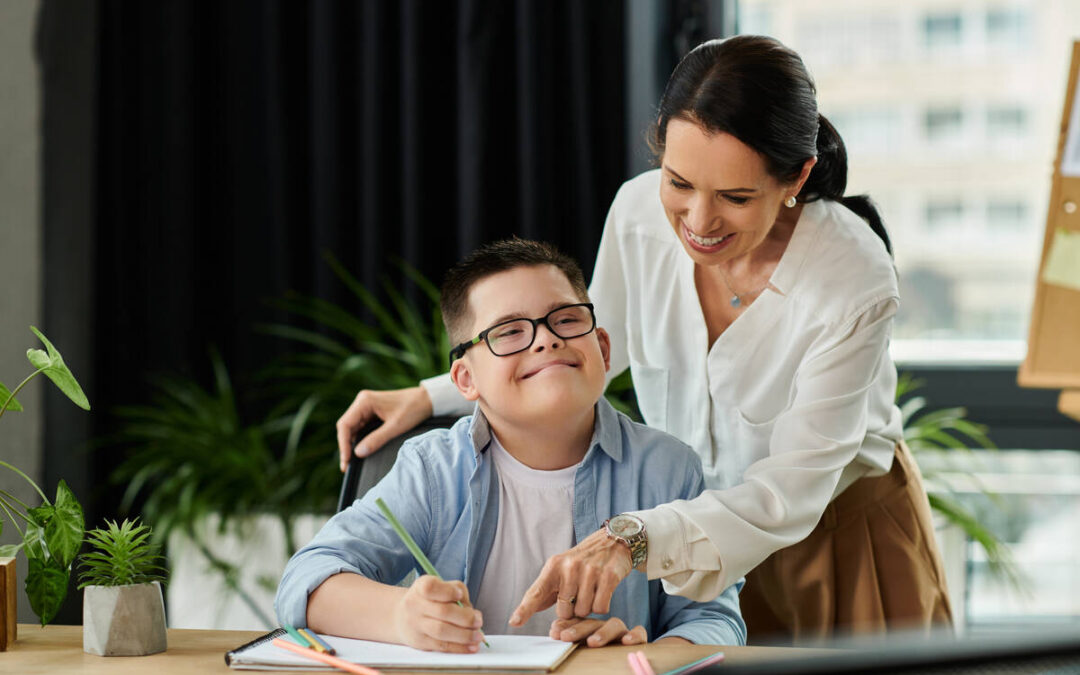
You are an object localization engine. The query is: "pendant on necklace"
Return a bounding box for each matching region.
[730,295,742,308]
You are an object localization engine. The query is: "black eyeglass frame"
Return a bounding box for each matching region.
[448,302,596,363]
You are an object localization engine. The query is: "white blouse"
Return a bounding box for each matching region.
[422,169,904,601]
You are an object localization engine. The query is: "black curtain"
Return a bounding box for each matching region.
[39,0,629,623]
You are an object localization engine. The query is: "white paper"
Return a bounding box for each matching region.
[1042,228,1080,291]
[229,634,576,672]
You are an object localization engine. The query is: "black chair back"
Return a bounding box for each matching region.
[336,416,460,512]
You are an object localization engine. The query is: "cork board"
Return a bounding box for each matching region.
[1018,41,1080,392]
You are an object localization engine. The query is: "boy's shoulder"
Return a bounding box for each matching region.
[600,400,702,475]
[395,415,479,473]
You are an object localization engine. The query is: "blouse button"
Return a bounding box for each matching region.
[662,557,673,569]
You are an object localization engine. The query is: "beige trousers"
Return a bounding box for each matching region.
[740,441,954,645]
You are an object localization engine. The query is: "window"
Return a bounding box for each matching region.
[987,106,1028,140]
[923,12,964,49]
[986,7,1032,48]
[925,199,965,232]
[828,109,901,155]
[924,107,964,144]
[986,200,1029,232]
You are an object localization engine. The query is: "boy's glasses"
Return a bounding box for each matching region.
[449,303,596,362]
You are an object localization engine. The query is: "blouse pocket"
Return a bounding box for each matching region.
[728,407,777,465]
[629,360,668,430]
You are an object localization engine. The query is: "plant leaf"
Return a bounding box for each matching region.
[27,503,53,527]
[26,327,90,411]
[0,380,23,412]
[46,479,84,568]
[26,556,69,626]
[0,543,22,557]
[23,519,47,560]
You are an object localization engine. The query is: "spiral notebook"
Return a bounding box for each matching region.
[225,629,577,672]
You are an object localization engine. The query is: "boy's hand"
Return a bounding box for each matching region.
[393,575,485,653]
[549,616,647,647]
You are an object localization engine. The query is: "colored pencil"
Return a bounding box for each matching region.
[273,637,382,675]
[375,497,490,648]
[283,624,314,649]
[633,650,657,675]
[298,627,328,653]
[657,650,725,675]
[300,627,337,655]
[628,650,656,675]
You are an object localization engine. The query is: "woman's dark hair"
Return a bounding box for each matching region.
[650,35,891,254]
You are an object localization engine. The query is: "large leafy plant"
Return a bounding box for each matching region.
[0,327,89,625]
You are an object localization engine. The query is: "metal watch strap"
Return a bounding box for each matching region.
[605,516,648,569]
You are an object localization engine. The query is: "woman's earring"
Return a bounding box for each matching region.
[784,195,797,208]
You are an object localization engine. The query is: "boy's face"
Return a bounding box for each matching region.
[450,265,611,428]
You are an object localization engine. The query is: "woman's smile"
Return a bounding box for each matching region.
[683,223,736,253]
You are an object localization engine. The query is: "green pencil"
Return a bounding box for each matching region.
[283,624,314,649]
[375,497,490,648]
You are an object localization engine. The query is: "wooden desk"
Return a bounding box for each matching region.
[8,624,812,674]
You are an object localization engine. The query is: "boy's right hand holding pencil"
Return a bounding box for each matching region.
[394,575,486,654]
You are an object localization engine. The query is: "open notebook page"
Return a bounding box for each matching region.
[228,633,577,672]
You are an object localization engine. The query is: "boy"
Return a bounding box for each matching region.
[275,239,744,652]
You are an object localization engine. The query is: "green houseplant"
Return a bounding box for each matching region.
[0,326,89,627]
[78,518,167,656]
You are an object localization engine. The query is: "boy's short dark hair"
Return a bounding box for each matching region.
[440,238,590,345]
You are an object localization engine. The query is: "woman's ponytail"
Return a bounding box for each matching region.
[803,114,892,255]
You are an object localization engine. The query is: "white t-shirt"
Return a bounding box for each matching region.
[424,169,904,602]
[472,434,579,635]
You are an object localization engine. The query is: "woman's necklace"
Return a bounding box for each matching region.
[717,265,769,309]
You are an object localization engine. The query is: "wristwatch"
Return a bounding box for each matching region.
[604,513,648,570]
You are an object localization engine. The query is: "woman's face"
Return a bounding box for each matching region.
[659,118,803,267]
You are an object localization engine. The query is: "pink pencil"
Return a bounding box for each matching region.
[633,650,658,675]
[628,650,649,675]
[272,637,382,675]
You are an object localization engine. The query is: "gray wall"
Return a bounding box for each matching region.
[0,0,43,624]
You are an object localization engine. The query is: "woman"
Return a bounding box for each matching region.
[337,35,952,643]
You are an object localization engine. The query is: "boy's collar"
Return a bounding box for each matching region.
[466,397,624,463]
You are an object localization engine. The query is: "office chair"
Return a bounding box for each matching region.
[336,416,461,512]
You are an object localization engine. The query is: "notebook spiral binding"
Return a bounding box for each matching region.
[225,627,287,666]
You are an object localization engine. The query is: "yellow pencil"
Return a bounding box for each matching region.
[298,628,327,653]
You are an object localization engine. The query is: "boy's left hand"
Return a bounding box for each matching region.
[549,616,646,647]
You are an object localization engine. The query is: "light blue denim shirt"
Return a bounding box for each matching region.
[276,397,745,645]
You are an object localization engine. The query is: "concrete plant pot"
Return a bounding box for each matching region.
[83,581,167,656]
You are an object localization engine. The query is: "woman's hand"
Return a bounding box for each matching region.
[509,528,632,627]
[393,575,485,653]
[549,616,646,647]
[336,386,433,471]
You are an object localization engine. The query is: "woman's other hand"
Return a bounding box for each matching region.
[509,528,632,627]
[336,386,432,471]
[549,616,646,647]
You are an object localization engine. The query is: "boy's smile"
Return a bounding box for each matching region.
[450,265,610,465]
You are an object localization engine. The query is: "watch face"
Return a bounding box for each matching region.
[609,515,643,538]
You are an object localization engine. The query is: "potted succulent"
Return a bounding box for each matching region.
[78,517,168,656]
[0,326,89,639]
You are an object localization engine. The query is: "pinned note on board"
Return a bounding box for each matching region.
[1042,228,1080,292]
